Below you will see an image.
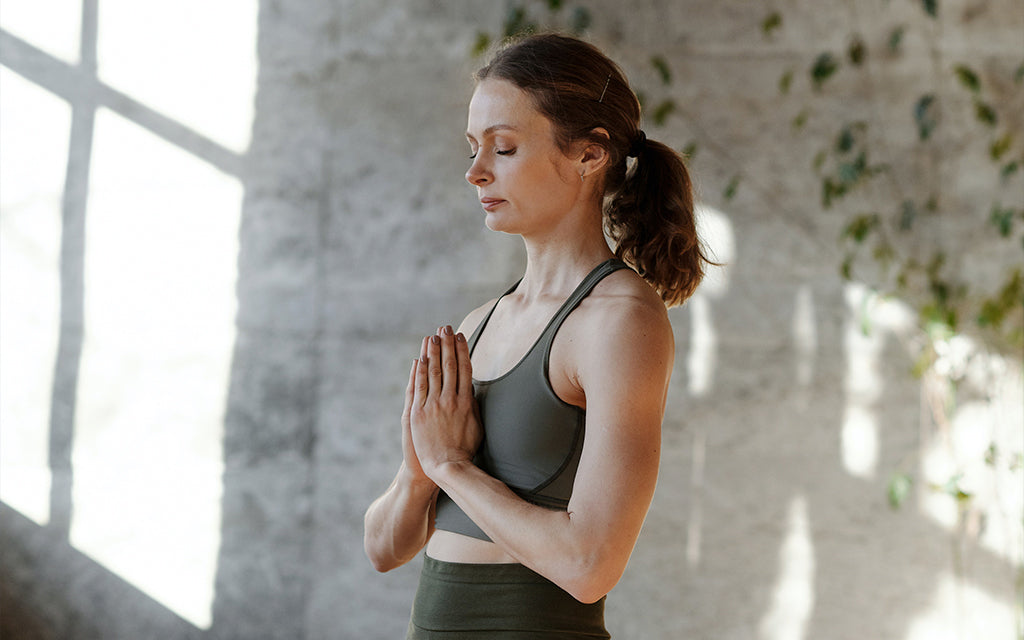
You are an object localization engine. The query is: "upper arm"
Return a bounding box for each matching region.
[565,296,674,558]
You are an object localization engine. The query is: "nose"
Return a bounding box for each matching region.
[465,157,491,186]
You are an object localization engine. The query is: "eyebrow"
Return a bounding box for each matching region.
[465,124,519,140]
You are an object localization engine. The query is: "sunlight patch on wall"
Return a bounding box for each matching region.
[792,285,816,388]
[686,204,734,397]
[0,0,82,64]
[840,283,913,478]
[905,572,1017,640]
[69,107,241,629]
[919,344,1024,566]
[0,68,71,526]
[758,496,815,640]
[96,0,258,153]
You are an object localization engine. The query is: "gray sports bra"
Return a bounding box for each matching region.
[433,258,631,541]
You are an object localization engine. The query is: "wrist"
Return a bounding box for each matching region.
[398,462,438,495]
[430,458,475,490]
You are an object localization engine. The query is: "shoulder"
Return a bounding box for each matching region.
[571,268,675,388]
[581,267,673,344]
[456,296,499,338]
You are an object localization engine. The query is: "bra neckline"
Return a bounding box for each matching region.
[469,258,623,386]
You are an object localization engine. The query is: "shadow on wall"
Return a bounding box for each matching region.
[0,2,1021,640]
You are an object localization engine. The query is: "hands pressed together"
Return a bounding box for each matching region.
[400,325,483,487]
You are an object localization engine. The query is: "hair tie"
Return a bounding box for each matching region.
[627,130,647,158]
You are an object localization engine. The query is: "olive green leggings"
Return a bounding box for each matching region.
[406,555,610,639]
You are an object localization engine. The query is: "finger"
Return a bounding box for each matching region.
[402,358,416,416]
[420,336,430,361]
[413,357,429,407]
[439,327,458,398]
[455,332,474,397]
[426,335,442,395]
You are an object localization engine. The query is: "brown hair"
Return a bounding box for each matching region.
[476,33,709,307]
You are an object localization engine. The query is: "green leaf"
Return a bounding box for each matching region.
[911,347,934,378]
[651,55,672,86]
[779,69,794,94]
[681,141,698,159]
[888,26,906,53]
[843,214,879,244]
[888,473,913,509]
[836,125,856,153]
[990,133,1013,160]
[915,94,938,141]
[985,444,999,466]
[873,241,895,273]
[793,108,810,130]
[723,175,741,201]
[1001,160,1020,180]
[651,99,676,126]
[838,154,866,184]
[921,0,938,18]
[848,36,866,66]
[974,100,998,127]
[811,52,839,89]
[937,474,972,503]
[990,203,1014,237]
[546,0,563,10]
[953,64,981,93]
[762,11,782,36]
[822,177,848,208]
[922,303,957,337]
[840,254,854,280]
[812,148,827,171]
[471,32,492,57]
[568,7,592,35]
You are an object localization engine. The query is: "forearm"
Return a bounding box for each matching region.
[364,463,439,572]
[433,461,625,603]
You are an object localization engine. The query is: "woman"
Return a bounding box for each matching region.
[364,33,709,638]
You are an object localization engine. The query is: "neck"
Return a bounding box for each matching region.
[516,206,615,302]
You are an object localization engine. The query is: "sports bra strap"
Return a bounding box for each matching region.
[467,258,631,357]
[467,280,520,353]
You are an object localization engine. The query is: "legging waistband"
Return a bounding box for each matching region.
[407,555,610,639]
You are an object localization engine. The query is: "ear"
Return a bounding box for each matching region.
[578,127,611,178]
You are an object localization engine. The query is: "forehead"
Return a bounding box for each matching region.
[466,78,551,139]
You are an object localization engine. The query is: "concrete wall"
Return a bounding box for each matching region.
[1,1,1021,639]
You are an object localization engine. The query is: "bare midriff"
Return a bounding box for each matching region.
[426,529,519,564]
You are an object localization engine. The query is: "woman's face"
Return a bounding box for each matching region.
[465,79,583,235]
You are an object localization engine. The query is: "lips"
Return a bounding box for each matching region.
[480,197,506,211]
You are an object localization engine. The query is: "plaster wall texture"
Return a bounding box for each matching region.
[1,1,1021,639]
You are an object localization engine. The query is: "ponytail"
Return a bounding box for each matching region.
[605,138,707,307]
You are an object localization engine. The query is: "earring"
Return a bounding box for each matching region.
[580,172,585,182]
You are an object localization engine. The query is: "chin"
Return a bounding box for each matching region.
[484,211,516,234]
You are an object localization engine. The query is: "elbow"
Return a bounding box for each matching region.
[564,576,616,605]
[366,550,397,573]
[560,554,623,605]
[363,534,401,573]
[567,585,611,606]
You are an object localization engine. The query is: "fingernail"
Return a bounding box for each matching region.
[431,335,440,345]
[444,325,453,335]
[456,333,466,343]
